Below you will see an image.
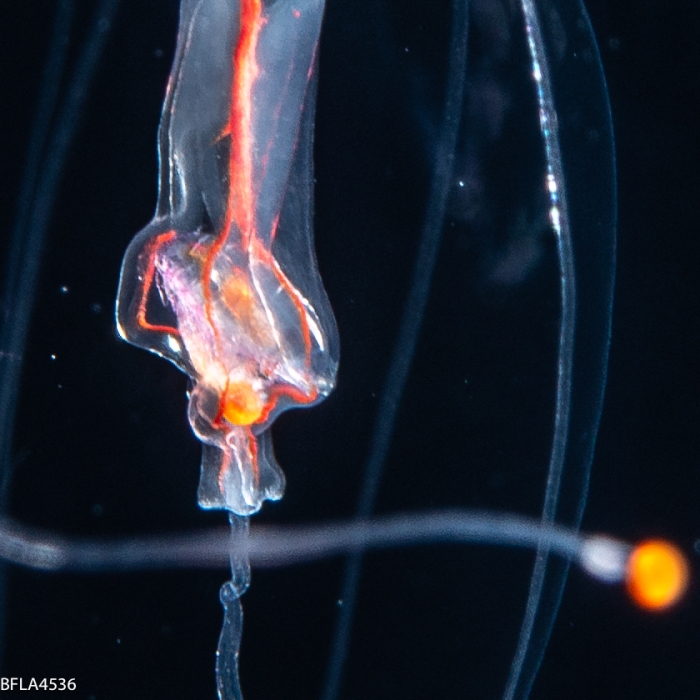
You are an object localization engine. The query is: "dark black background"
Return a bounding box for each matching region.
[0,0,698,699]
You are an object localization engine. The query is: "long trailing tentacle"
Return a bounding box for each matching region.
[503,1,615,697]
[320,2,469,698]
[0,0,120,670]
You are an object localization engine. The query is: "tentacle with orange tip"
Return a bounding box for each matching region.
[578,534,689,610]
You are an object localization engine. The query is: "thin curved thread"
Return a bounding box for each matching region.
[0,0,120,681]
[216,514,250,700]
[320,4,469,699]
[0,1,76,679]
[0,510,587,573]
[0,0,121,506]
[0,0,75,506]
[502,1,575,698]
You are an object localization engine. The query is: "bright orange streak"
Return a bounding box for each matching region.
[626,539,689,611]
[251,237,313,366]
[137,230,180,336]
[203,0,264,343]
[256,383,318,425]
[228,0,264,246]
[247,428,260,484]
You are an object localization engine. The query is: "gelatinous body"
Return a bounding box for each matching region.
[3,2,696,700]
[116,0,338,516]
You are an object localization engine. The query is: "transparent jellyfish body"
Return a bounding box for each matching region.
[0,1,690,699]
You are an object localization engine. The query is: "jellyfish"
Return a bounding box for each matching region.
[0,1,692,699]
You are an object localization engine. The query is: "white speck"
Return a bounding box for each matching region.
[579,536,629,583]
[550,206,561,231]
[50,354,56,361]
[60,286,69,294]
[166,335,182,354]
